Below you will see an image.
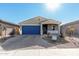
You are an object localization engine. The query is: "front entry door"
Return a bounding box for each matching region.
[43,24,47,34]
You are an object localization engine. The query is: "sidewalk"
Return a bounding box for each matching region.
[0,48,79,56]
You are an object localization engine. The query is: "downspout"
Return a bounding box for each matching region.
[20,25,22,35]
[40,23,43,36]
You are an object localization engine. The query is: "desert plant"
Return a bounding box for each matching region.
[66,25,75,36]
[0,30,2,36]
[15,27,20,35]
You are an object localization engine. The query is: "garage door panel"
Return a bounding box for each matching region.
[22,26,40,35]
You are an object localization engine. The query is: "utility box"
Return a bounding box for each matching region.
[47,30,59,41]
[51,35,58,40]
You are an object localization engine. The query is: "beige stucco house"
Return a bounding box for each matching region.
[0,20,20,38]
[19,16,61,36]
[61,20,79,36]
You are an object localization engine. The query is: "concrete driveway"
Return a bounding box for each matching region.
[1,35,54,50]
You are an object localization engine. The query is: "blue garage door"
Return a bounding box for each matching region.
[22,26,40,35]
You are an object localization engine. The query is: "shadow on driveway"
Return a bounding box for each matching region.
[0,36,15,43]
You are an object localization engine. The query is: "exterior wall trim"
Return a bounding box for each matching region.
[20,24,40,26]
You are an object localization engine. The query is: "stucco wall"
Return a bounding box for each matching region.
[0,22,20,37]
[61,23,79,36]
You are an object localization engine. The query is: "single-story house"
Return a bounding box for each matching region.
[61,20,79,36]
[19,16,61,35]
[0,20,20,37]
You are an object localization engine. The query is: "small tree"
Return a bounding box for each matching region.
[15,27,20,35]
[66,25,75,36]
[0,30,2,36]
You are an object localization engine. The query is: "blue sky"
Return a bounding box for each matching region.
[0,3,79,24]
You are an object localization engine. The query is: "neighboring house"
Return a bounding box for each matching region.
[0,20,20,38]
[61,20,79,36]
[19,16,61,35]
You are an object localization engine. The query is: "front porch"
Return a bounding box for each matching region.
[40,19,61,35]
[42,24,60,34]
[40,20,61,40]
[41,24,60,40]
